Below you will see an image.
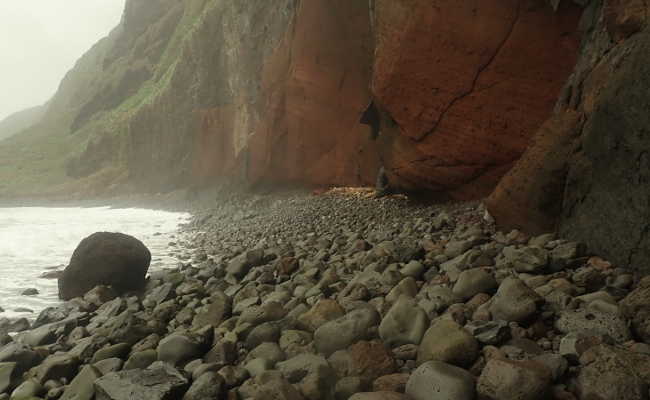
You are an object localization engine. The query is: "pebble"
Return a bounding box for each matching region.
[0,189,643,400]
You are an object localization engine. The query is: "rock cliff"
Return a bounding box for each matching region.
[2,1,649,269]
[487,0,650,270]
[0,0,579,197]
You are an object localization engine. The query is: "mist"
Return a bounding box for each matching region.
[0,0,126,121]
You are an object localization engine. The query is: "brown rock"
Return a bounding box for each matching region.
[348,341,397,382]
[577,344,650,400]
[620,277,650,343]
[477,358,552,400]
[373,374,409,393]
[297,299,345,333]
[416,318,479,368]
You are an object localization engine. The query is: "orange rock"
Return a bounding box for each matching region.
[348,340,397,382]
[372,0,581,199]
[193,0,380,188]
[373,373,410,393]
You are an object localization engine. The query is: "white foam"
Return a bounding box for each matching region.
[0,206,190,319]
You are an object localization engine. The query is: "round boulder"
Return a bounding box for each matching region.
[58,232,151,300]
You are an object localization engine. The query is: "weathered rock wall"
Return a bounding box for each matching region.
[487,0,650,270]
[372,0,582,199]
[62,0,580,195]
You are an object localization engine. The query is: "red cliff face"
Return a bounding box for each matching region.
[12,0,582,203]
[193,0,380,189]
[372,0,581,199]
[192,0,580,195]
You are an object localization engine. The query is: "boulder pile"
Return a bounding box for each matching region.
[1,189,648,400]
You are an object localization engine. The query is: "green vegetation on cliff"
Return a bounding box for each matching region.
[0,0,217,197]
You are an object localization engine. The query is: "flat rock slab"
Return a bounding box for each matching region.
[94,363,188,400]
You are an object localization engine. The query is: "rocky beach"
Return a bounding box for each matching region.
[0,188,647,400]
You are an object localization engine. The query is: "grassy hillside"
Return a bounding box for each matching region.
[0,104,47,142]
[0,0,206,197]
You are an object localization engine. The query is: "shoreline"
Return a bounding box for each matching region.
[0,187,645,399]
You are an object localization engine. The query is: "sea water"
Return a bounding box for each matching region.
[0,206,190,320]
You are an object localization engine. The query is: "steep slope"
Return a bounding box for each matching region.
[7,0,649,272]
[0,0,580,199]
[0,104,46,142]
[487,0,650,271]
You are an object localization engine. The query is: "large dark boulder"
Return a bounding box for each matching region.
[58,232,151,300]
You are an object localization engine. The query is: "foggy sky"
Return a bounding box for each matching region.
[0,1,126,121]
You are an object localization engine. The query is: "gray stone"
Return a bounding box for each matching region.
[577,345,650,400]
[10,379,43,399]
[349,393,410,400]
[245,357,273,377]
[501,246,548,273]
[238,302,286,326]
[528,233,555,248]
[157,334,201,366]
[490,277,543,323]
[182,371,224,400]
[385,278,418,304]
[238,370,304,400]
[417,319,479,368]
[94,363,189,400]
[277,354,332,383]
[60,365,101,400]
[93,358,124,375]
[190,363,219,381]
[379,296,429,347]
[0,363,16,393]
[192,291,231,328]
[245,322,281,350]
[465,320,510,345]
[549,242,582,271]
[227,249,265,279]
[0,343,41,374]
[400,261,425,279]
[277,354,335,400]
[477,358,552,400]
[249,342,286,366]
[21,288,38,296]
[445,240,476,259]
[555,309,631,343]
[218,365,249,388]
[280,330,314,359]
[31,354,80,385]
[532,354,567,382]
[296,299,345,333]
[620,278,650,343]
[92,343,131,363]
[406,360,476,400]
[334,376,365,400]
[420,285,460,313]
[59,232,151,300]
[441,250,491,282]
[123,350,158,370]
[84,285,118,307]
[204,340,236,365]
[314,306,380,356]
[452,268,497,300]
